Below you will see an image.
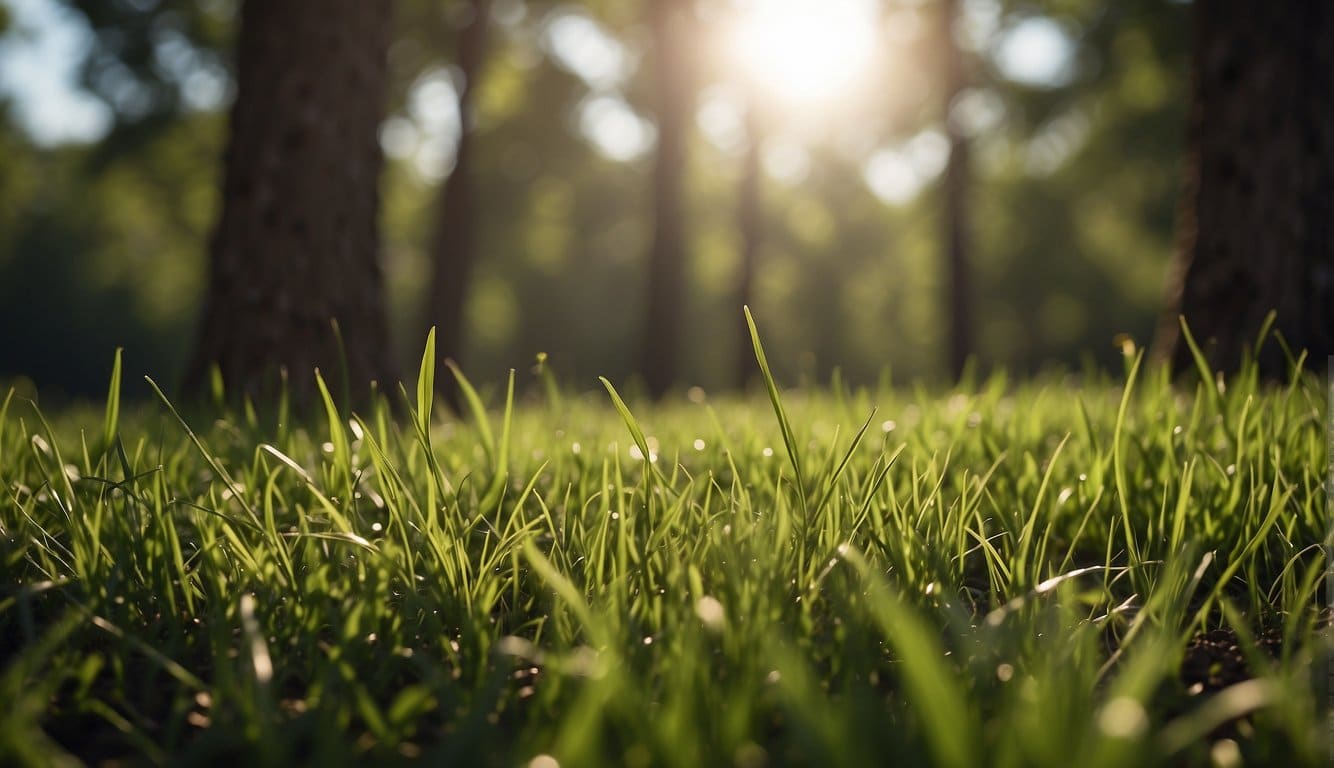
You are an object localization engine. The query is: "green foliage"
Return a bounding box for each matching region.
[0,333,1326,765]
[1,0,1193,394]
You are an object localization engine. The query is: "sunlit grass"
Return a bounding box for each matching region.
[0,324,1328,766]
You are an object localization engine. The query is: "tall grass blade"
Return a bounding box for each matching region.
[417,327,437,440]
[101,347,122,449]
[744,306,808,509]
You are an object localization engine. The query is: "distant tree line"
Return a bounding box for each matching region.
[4,0,1327,405]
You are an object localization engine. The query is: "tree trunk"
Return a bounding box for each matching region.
[640,0,693,399]
[1155,1,1333,376]
[186,0,395,408]
[424,0,490,410]
[941,0,973,382]
[734,105,763,390]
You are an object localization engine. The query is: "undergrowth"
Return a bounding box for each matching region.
[0,317,1329,766]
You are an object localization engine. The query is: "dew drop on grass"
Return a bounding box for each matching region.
[1210,739,1242,768]
[695,596,725,630]
[1098,696,1147,738]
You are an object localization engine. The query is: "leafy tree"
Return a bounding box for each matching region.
[640,0,695,398]
[422,0,492,409]
[939,0,975,382]
[54,0,233,163]
[185,0,396,406]
[732,106,763,389]
[968,0,1190,373]
[1155,0,1333,375]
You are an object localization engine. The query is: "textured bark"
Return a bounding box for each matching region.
[640,0,693,399]
[734,107,763,390]
[1155,1,1333,376]
[186,0,395,407]
[424,0,491,410]
[941,0,973,382]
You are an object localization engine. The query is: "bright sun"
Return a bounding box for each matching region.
[729,0,879,107]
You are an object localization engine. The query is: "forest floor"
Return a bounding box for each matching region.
[1,335,1329,766]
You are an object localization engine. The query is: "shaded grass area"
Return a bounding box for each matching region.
[1,331,1329,766]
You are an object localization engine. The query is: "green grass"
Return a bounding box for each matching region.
[0,329,1329,767]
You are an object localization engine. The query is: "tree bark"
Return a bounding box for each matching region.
[941,0,973,382]
[734,105,763,390]
[1155,1,1333,376]
[424,0,490,410]
[640,0,693,399]
[186,0,395,408]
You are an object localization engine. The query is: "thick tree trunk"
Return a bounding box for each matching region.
[186,0,395,407]
[1155,1,1333,376]
[734,106,763,390]
[641,0,693,399]
[941,0,973,382]
[424,0,490,410]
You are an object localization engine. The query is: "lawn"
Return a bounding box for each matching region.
[1,325,1329,766]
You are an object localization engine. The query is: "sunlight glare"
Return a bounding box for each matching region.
[730,0,878,106]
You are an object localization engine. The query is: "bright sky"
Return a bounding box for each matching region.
[0,0,111,145]
[729,0,878,107]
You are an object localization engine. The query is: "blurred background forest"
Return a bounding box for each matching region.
[0,0,1191,398]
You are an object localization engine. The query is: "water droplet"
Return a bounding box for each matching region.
[695,596,726,630]
[1210,739,1242,768]
[1098,696,1147,738]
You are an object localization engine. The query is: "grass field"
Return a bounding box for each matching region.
[1,322,1329,766]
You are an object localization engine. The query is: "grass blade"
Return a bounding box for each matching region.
[744,306,808,509]
[101,347,122,449]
